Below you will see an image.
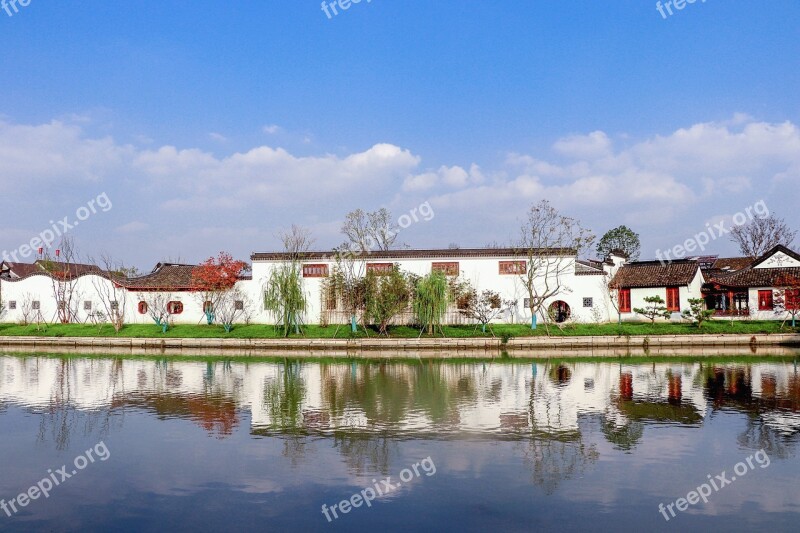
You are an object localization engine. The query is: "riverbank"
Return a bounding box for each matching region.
[0,320,796,339]
[1,332,799,359]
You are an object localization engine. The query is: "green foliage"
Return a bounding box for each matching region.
[459,288,514,336]
[413,270,449,335]
[263,264,307,337]
[364,265,411,335]
[633,295,671,324]
[0,320,791,339]
[681,298,715,327]
[597,225,641,261]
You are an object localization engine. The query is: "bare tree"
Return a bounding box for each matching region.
[367,208,399,251]
[215,287,251,333]
[89,254,130,333]
[40,237,84,324]
[341,208,399,253]
[729,214,797,259]
[138,291,173,331]
[278,225,315,260]
[19,293,36,326]
[516,200,595,330]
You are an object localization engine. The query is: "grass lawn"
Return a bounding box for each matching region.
[0,320,796,339]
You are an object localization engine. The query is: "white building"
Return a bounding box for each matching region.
[1,244,797,327]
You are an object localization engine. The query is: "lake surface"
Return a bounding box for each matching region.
[1,355,799,532]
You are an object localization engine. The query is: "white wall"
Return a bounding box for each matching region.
[0,274,255,326]
[252,254,611,326]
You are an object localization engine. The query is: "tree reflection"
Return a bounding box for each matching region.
[519,435,599,494]
[333,434,396,476]
[601,417,644,452]
[263,361,306,432]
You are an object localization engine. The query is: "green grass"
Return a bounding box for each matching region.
[0,320,796,339]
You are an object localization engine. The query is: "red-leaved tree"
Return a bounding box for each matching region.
[191,252,249,325]
[773,273,800,328]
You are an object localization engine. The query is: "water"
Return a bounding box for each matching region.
[0,354,799,532]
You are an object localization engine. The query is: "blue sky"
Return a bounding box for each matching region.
[1,0,799,268]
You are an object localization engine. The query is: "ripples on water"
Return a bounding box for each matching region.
[0,355,799,532]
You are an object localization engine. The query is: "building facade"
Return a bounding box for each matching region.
[0,244,797,327]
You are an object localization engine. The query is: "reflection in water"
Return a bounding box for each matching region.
[2,355,800,531]
[2,356,800,484]
[3,357,800,446]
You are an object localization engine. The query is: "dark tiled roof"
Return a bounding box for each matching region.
[122,263,198,291]
[251,247,576,261]
[610,260,700,289]
[575,259,605,276]
[37,261,105,278]
[2,261,105,280]
[710,257,752,272]
[750,244,800,268]
[707,246,800,288]
[1,262,41,278]
[708,267,800,288]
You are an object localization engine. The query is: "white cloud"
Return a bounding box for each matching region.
[263,124,281,134]
[1,115,799,265]
[553,131,613,160]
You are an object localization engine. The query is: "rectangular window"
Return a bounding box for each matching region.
[302,264,329,278]
[366,263,393,275]
[523,298,530,308]
[32,301,40,310]
[8,301,16,310]
[235,300,244,310]
[110,301,119,310]
[666,286,680,312]
[84,301,92,311]
[758,290,774,311]
[499,261,526,275]
[432,262,459,276]
[583,297,593,308]
[619,289,631,313]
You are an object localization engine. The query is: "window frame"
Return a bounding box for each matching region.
[366,263,394,276]
[432,262,459,276]
[167,301,184,315]
[666,286,680,312]
[619,288,631,313]
[302,264,329,278]
[138,301,149,315]
[499,260,526,275]
[758,290,774,311]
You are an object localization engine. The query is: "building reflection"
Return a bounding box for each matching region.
[2,356,800,453]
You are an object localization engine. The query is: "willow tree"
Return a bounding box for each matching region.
[263,226,313,337]
[413,270,449,336]
[264,263,306,336]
